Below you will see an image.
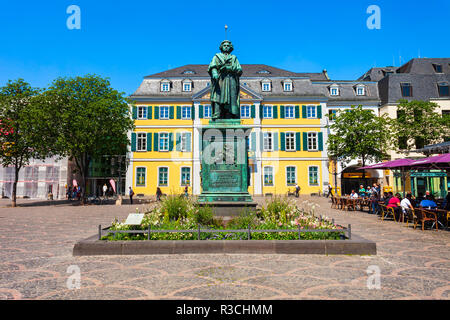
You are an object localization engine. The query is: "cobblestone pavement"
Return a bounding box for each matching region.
[0,196,449,300]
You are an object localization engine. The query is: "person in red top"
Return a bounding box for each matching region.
[387,193,401,220]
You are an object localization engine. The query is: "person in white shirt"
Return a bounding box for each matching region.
[102,184,108,197]
[350,190,359,199]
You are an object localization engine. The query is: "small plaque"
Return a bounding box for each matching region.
[124,213,144,225]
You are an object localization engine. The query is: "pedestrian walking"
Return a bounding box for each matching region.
[156,187,162,201]
[184,186,188,198]
[327,184,332,198]
[295,184,300,198]
[103,184,107,197]
[129,187,134,205]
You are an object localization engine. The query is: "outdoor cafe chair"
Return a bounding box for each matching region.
[414,208,438,231]
[404,207,416,228]
[381,205,396,222]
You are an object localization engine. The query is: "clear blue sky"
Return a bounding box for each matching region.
[0,0,449,95]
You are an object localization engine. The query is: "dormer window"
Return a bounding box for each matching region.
[182,70,196,75]
[161,80,171,92]
[182,80,192,92]
[355,85,366,96]
[400,83,413,97]
[257,70,271,74]
[329,85,340,96]
[283,80,293,92]
[438,82,449,97]
[433,64,443,73]
[262,80,271,92]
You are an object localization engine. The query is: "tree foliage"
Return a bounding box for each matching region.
[327,105,392,168]
[0,79,50,207]
[38,75,134,202]
[393,100,450,151]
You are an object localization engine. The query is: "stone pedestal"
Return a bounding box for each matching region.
[197,119,254,208]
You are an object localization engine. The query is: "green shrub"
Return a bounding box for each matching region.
[160,195,192,221]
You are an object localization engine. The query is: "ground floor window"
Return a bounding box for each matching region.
[286,166,296,185]
[136,167,146,186]
[158,167,168,186]
[309,166,319,186]
[264,166,274,186]
[181,167,191,186]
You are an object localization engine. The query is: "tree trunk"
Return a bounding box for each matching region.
[11,165,19,208]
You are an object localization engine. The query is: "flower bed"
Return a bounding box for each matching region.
[101,196,346,241]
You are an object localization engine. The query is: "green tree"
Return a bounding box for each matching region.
[327,105,392,180]
[394,100,450,151]
[0,79,51,207]
[39,75,134,203]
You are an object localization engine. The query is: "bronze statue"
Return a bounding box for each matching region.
[208,40,242,120]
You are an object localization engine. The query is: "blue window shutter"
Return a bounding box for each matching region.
[147,133,152,151]
[251,132,256,151]
[318,132,323,151]
[176,133,181,151]
[302,105,307,118]
[317,105,322,119]
[169,133,174,151]
[131,133,136,151]
[199,105,204,118]
[259,105,264,119]
[186,132,192,152]
[191,106,195,120]
[295,105,300,119]
[296,132,301,151]
[273,132,279,151]
[169,106,174,119]
[176,106,181,119]
[154,106,159,119]
[303,132,308,151]
[251,105,255,118]
[280,132,285,151]
[260,132,264,151]
[273,105,278,118]
[153,133,159,151]
[147,106,152,119]
[280,105,285,119]
[132,107,137,119]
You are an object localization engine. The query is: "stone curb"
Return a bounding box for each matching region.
[73,233,376,256]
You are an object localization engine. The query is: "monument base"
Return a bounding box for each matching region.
[197,201,258,217]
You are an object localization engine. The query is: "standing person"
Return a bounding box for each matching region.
[156,187,162,201]
[103,184,107,197]
[129,187,134,205]
[358,185,366,197]
[295,184,300,198]
[184,186,188,198]
[67,185,72,200]
[72,186,77,200]
[327,184,332,198]
[77,186,81,201]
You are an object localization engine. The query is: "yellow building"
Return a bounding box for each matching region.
[127,64,332,196]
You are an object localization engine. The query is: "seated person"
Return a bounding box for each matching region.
[420,195,437,209]
[383,192,393,206]
[358,185,366,197]
[350,190,359,199]
[387,193,402,219]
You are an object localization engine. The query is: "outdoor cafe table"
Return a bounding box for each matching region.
[422,208,449,229]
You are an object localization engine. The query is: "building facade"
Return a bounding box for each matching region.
[128,64,338,196]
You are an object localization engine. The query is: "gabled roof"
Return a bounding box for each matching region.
[145,64,329,80]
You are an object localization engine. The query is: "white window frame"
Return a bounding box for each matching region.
[180,166,191,186]
[136,132,147,152]
[159,106,169,120]
[158,166,169,187]
[262,81,271,92]
[306,105,317,119]
[330,87,339,96]
[263,166,274,186]
[285,132,296,152]
[181,105,191,120]
[180,132,189,152]
[356,86,365,96]
[135,166,146,187]
[263,105,273,119]
[137,106,147,119]
[308,166,320,186]
[283,81,292,92]
[241,105,251,119]
[286,166,297,186]
[307,132,318,151]
[182,82,192,92]
[263,132,273,151]
[161,81,170,92]
[204,105,212,118]
[285,105,295,119]
[158,132,170,152]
